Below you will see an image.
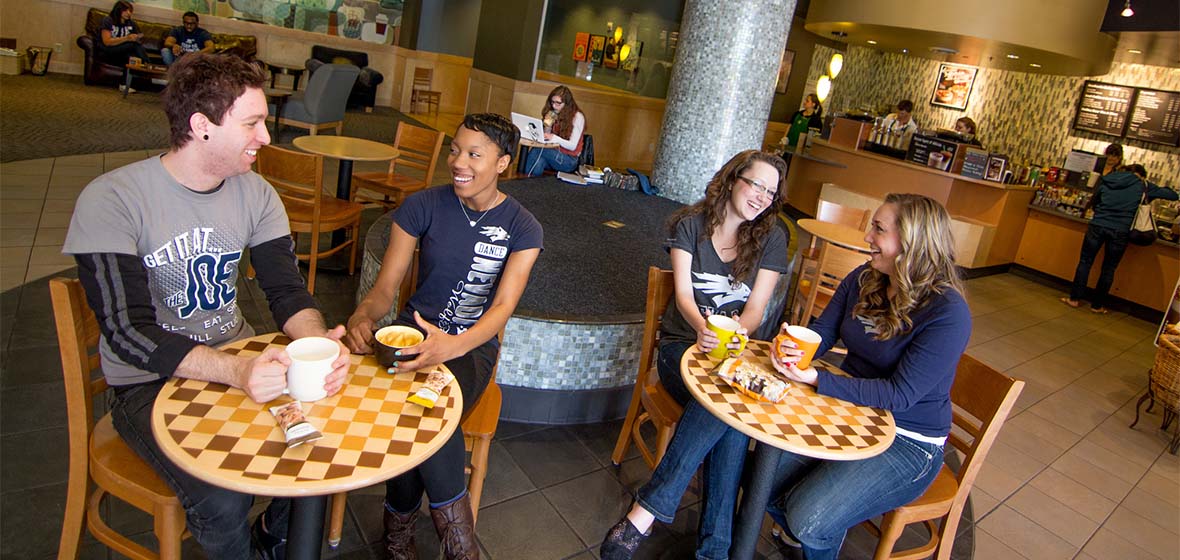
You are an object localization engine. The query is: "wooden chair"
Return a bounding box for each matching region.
[256,145,364,295]
[350,122,445,211]
[409,67,441,115]
[797,200,869,265]
[52,277,188,560]
[326,251,502,547]
[790,240,866,325]
[610,267,684,469]
[860,354,1024,560]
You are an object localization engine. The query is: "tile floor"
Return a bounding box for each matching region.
[1,153,1178,559]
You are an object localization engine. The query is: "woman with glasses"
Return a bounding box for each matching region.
[601,150,790,560]
[523,85,587,176]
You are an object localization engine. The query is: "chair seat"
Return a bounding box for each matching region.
[284,197,364,229]
[895,464,956,515]
[462,381,501,435]
[90,415,179,507]
[640,378,684,426]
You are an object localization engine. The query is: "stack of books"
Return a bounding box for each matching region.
[579,165,605,184]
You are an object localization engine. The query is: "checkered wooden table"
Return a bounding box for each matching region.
[681,339,894,461]
[150,332,463,497]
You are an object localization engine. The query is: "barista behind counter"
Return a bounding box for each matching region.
[881,99,919,149]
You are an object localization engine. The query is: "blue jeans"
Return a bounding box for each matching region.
[161,48,178,66]
[1069,223,1129,310]
[766,436,944,560]
[523,147,578,176]
[637,341,749,560]
[112,379,288,558]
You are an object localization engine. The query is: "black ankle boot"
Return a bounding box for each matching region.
[599,517,649,560]
[383,506,419,560]
[430,494,479,560]
[252,513,286,560]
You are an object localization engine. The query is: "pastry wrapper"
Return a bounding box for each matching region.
[407,369,454,408]
[716,358,790,403]
[268,401,323,448]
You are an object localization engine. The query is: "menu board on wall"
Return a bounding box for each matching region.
[1073,81,1134,137]
[1125,88,1180,146]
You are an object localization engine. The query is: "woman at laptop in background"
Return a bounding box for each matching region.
[523,85,587,176]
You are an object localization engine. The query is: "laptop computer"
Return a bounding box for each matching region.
[511,112,546,143]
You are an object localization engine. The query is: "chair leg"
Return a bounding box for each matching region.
[872,511,909,560]
[328,492,348,548]
[655,422,675,465]
[154,503,185,560]
[335,123,343,135]
[306,231,318,296]
[611,380,648,466]
[467,435,491,523]
[348,223,359,275]
[1130,388,1153,428]
[57,470,88,560]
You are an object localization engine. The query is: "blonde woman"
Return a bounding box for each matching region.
[769,193,972,560]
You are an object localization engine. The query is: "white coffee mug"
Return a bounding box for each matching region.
[285,337,339,402]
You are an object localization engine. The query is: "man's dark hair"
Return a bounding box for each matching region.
[183,11,199,22]
[162,53,266,150]
[1104,143,1123,158]
[459,113,519,158]
[897,99,914,112]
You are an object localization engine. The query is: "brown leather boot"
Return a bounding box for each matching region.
[430,494,480,560]
[383,507,419,560]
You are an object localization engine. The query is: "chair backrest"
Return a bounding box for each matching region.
[946,354,1024,512]
[637,267,676,389]
[389,121,446,184]
[257,145,325,223]
[302,64,361,122]
[797,241,867,323]
[50,278,107,479]
[412,67,432,91]
[816,200,869,231]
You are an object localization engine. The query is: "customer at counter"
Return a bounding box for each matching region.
[1061,164,1177,313]
[781,93,824,155]
[881,99,919,148]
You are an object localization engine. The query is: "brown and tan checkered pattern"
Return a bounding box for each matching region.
[150,333,463,496]
[682,340,894,461]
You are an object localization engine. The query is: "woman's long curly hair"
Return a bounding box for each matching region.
[543,86,581,138]
[666,150,787,283]
[853,193,964,340]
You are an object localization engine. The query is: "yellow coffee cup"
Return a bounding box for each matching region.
[783,325,822,370]
[705,315,748,359]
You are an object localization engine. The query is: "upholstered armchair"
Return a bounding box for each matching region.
[269,64,360,135]
[305,45,383,111]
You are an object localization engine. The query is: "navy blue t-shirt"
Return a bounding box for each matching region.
[394,186,543,342]
[169,26,213,53]
[810,265,971,437]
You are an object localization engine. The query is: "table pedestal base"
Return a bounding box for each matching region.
[288,495,327,560]
[731,443,782,559]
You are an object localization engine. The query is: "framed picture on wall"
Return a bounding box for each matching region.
[930,63,977,110]
[589,35,606,65]
[572,32,589,61]
[776,49,795,94]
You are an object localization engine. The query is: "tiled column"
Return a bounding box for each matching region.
[653,0,796,204]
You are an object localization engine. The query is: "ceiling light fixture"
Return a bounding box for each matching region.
[1029,63,1042,68]
[1127,48,1143,54]
[867,40,878,45]
[829,53,844,78]
[1007,53,1020,59]
[1121,0,1134,17]
[902,48,908,54]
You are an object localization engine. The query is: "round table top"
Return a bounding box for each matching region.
[519,138,559,149]
[797,219,871,253]
[293,136,399,162]
[680,340,894,461]
[150,332,462,496]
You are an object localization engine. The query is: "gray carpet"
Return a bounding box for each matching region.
[0,72,436,162]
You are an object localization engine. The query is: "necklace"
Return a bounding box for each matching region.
[458,192,503,227]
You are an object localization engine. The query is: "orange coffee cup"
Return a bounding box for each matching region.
[780,325,822,370]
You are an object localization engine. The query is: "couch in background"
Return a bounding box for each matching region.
[76,7,257,87]
[306,45,383,111]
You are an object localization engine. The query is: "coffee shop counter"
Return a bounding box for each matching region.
[784,139,1035,268]
[1015,206,1179,311]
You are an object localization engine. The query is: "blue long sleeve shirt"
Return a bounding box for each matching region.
[809,265,972,438]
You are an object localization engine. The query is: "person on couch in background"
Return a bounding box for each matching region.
[162,11,213,66]
[523,85,587,177]
[99,0,148,92]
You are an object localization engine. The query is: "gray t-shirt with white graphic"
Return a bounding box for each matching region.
[659,213,789,345]
[63,156,290,385]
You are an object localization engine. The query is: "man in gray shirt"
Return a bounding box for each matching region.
[63,52,350,559]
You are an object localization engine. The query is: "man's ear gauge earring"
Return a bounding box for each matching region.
[203,134,209,141]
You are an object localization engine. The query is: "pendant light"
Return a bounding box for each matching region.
[828,53,844,79]
[1121,1,1134,17]
[816,75,832,103]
